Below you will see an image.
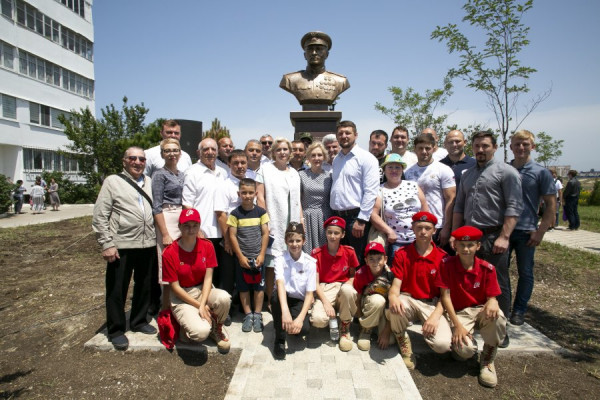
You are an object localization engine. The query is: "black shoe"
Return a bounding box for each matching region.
[110,334,129,351]
[132,324,157,335]
[499,334,510,348]
[273,341,286,360]
[510,312,525,326]
[224,315,232,326]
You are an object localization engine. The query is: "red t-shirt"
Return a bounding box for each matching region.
[162,238,218,287]
[353,265,375,293]
[311,244,360,284]
[436,255,501,311]
[391,242,446,300]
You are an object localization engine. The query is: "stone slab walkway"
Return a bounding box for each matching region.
[0,204,94,228]
[543,226,600,254]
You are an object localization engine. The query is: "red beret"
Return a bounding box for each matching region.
[179,208,201,224]
[364,241,386,257]
[323,216,346,230]
[412,211,438,226]
[451,226,483,241]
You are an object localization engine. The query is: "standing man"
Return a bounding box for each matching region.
[144,120,193,177]
[245,139,263,173]
[390,126,417,170]
[92,147,158,351]
[330,120,380,264]
[422,127,448,161]
[550,170,563,229]
[216,136,235,173]
[260,134,274,165]
[290,140,308,171]
[440,130,475,188]
[508,130,556,326]
[563,170,581,230]
[368,130,388,183]
[452,131,523,347]
[182,139,233,296]
[322,133,340,170]
[405,133,456,246]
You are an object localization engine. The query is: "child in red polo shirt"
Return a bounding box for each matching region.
[353,242,395,351]
[388,212,452,369]
[437,226,507,388]
[310,216,360,352]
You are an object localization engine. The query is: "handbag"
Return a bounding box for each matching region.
[367,187,387,246]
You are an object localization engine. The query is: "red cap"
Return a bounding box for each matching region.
[451,226,483,241]
[179,208,201,224]
[412,211,438,226]
[364,241,386,257]
[323,216,346,230]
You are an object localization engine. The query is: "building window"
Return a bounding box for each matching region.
[1,0,12,18]
[1,93,17,119]
[23,148,80,172]
[29,101,68,129]
[0,41,15,69]
[29,102,40,124]
[56,0,84,18]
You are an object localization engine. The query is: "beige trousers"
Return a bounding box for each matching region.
[310,282,357,327]
[387,294,452,354]
[359,293,395,345]
[449,306,507,359]
[171,286,231,342]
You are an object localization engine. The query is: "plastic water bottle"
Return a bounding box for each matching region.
[329,317,339,341]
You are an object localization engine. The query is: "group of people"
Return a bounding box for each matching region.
[11,176,60,214]
[92,118,562,389]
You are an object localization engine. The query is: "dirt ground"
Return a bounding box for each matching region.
[0,217,239,399]
[1,217,599,399]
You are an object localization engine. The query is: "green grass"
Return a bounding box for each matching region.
[538,241,600,272]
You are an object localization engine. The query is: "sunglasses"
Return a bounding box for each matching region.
[126,156,146,162]
[261,141,273,145]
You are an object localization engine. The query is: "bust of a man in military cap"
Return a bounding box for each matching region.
[280,31,350,106]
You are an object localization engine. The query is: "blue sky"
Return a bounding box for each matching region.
[92,0,600,170]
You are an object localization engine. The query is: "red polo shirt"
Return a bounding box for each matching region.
[162,238,218,287]
[311,244,359,284]
[353,265,375,293]
[391,242,446,300]
[436,255,501,311]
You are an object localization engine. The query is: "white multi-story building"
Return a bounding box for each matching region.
[0,0,94,186]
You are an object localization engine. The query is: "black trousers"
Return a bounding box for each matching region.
[105,247,155,338]
[271,293,310,342]
[334,210,370,266]
[476,230,511,318]
[209,238,236,296]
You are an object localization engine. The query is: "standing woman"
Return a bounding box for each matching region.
[162,209,232,353]
[30,178,45,214]
[299,141,333,253]
[152,138,185,310]
[13,180,26,214]
[370,154,429,260]
[257,137,302,303]
[48,178,61,211]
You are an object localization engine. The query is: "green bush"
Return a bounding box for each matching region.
[588,180,600,206]
[579,190,591,206]
[41,171,99,204]
[0,174,14,213]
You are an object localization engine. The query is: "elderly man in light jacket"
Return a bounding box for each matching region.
[92,146,158,351]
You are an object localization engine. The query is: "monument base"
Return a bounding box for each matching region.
[290,111,342,141]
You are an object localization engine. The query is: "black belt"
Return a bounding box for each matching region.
[335,208,360,217]
[477,225,503,235]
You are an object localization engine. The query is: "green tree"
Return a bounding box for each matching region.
[0,174,13,213]
[59,97,149,185]
[203,118,230,141]
[534,131,563,168]
[375,78,453,148]
[431,0,551,161]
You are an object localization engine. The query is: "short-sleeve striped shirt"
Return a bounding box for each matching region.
[227,205,270,258]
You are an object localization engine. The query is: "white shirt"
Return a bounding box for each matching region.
[395,150,418,170]
[215,158,230,175]
[260,155,272,166]
[404,161,455,228]
[432,148,448,162]
[274,251,317,300]
[213,171,257,214]
[330,145,380,221]
[144,145,193,177]
[181,162,227,238]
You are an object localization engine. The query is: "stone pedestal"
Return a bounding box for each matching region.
[290,110,342,141]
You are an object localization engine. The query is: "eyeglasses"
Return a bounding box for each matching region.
[261,141,273,145]
[126,156,146,162]
[162,149,181,154]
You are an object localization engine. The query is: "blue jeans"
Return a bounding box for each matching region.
[509,230,536,314]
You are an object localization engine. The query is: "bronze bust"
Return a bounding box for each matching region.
[280,31,350,106]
